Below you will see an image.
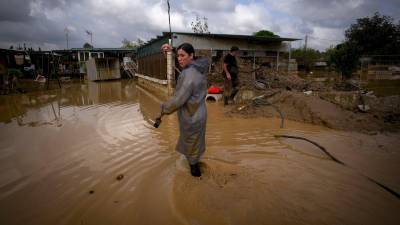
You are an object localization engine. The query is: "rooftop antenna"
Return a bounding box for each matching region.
[64,27,69,49]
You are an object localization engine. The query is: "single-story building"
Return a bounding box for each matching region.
[58,48,136,76]
[360,55,400,80]
[136,32,300,95]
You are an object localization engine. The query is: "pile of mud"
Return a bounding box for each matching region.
[207,66,329,92]
[214,67,400,132]
[228,90,400,133]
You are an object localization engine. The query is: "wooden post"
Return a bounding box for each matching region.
[276,51,280,72]
[288,42,291,75]
[166,50,174,95]
[252,51,256,81]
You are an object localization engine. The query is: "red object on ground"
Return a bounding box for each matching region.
[208,86,221,94]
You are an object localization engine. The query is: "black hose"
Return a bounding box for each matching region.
[368,178,400,199]
[253,97,284,128]
[274,134,400,200]
[274,135,344,164]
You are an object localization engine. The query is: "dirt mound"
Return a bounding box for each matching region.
[243,67,329,91]
[207,65,328,92]
[228,90,399,132]
[333,80,361,91]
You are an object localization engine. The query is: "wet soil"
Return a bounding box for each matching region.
[0,80,399,225]
[228,90,400,133]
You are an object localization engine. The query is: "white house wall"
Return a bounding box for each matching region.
[173,34,288,52]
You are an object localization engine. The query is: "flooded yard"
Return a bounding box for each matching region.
[0,80,399,225]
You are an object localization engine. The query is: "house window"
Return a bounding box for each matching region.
[91,52,99,58]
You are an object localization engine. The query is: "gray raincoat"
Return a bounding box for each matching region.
[161,57,209,165]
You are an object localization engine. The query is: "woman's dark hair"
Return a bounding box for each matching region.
[177,43,195,57]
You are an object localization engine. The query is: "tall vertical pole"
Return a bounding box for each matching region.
[303,35,308,76]
[304,35,308,50]
[209,48,212,73]
[252,51,256,81]
[64,27,70,49]
[288,42,291,74]
[276,51,280,72]
[167,0,172,47]
[166,0,174,95]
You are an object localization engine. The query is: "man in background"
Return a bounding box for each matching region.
[223,46,240,105]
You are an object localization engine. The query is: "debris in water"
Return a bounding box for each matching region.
[116,174,124,181]
[358,104,370,112]
[237,105,247,111]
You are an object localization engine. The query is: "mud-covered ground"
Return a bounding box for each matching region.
[217,67,400,133]
[1,80,400,225]
[227,89,400,133]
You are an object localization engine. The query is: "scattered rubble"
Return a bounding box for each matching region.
[221,67,400,132]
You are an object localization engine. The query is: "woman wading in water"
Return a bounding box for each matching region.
[160,43,209,177]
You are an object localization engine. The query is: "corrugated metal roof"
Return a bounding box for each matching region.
[69,48,137,52]
[0,48,26,53]
[137,35,169,57]
[139,32,300,50]
[164,32,301,42]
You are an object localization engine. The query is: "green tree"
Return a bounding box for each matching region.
[191,16,210,34]
[326,43,359,79]
[136,38,145,46]
[121,38,135,49]
[291,48,322,72]
[121,38,145,48]
[345,12,400,55]
[328,12,400,79]
[83,42,93,49]
[253,30,280,38]
[8,68,23,78]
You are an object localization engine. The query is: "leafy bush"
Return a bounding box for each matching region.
[8,68,23,78]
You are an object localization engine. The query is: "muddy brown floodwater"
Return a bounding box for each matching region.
[0,80,399,225]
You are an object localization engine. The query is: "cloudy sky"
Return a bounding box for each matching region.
[0,0,399,51]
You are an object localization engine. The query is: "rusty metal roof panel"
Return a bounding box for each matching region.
[163,32,301,42]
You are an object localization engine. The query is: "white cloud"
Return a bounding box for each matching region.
[230,4,266,33]
[261,0,400,50]
[203,2,273,35]
[180,0,235,12]
[308,26,345,50]
[147,1,185,31]
[0,0,398,51]
[41,42,61,50]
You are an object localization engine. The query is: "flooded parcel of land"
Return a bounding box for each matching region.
[0,80,399,225]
